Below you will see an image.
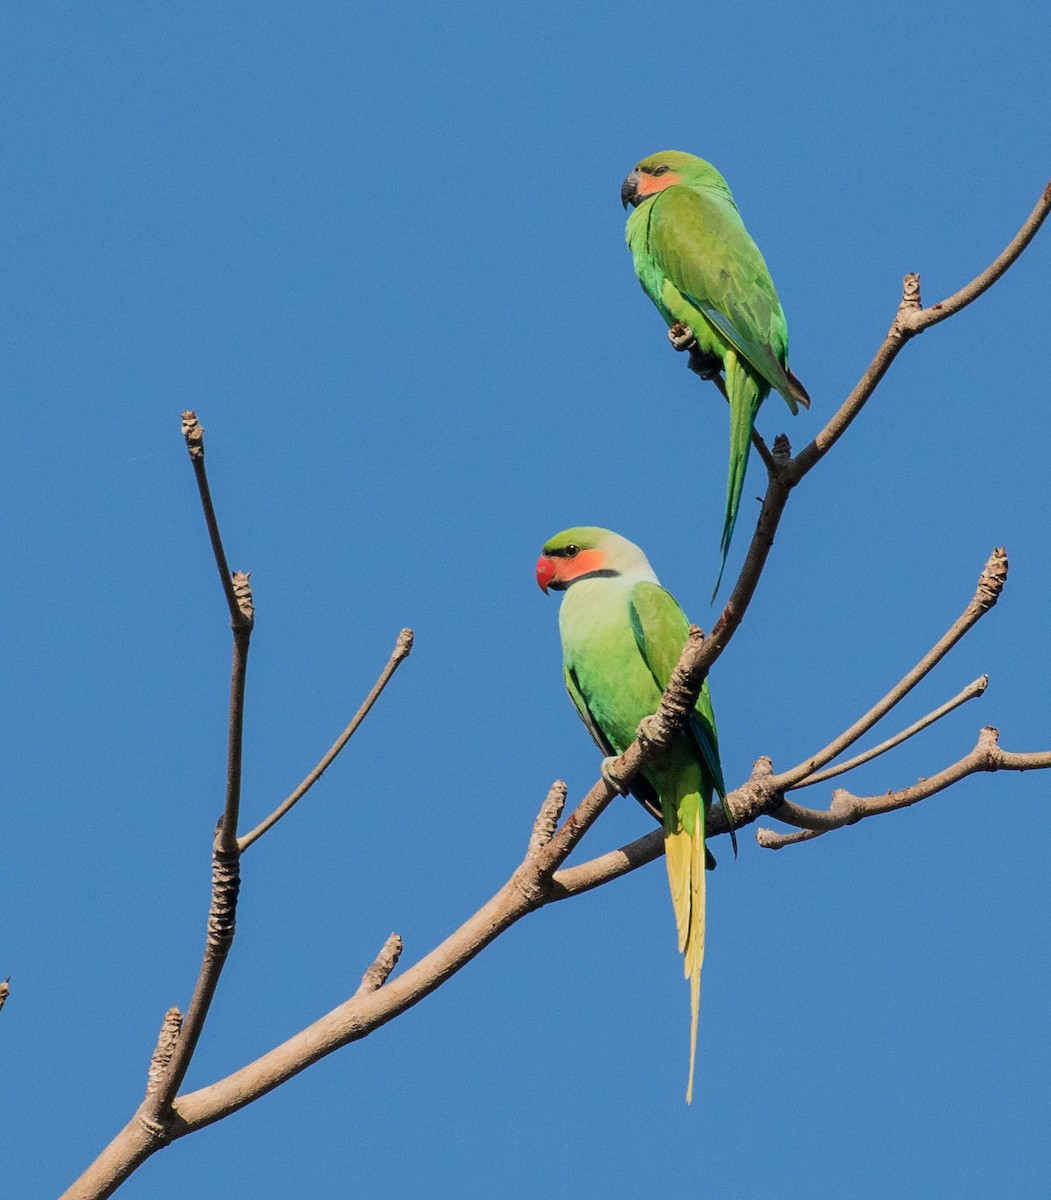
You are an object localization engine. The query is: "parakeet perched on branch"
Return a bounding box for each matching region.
[622,151,809,597]
[537,526,726,1102]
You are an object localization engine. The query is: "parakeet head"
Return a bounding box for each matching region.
[536,527,656,593]
[620,150,728,208]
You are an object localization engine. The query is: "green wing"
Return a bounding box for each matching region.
[627,581,726,800]
[647,185,800,411]
[564,661,663,821]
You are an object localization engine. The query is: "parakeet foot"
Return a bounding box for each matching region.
[600,756,629,795]
[667,321,697,352]
[635,714,663,746]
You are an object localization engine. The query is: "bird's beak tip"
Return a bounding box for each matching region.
[620,169,640,210]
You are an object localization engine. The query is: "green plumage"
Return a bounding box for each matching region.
[540,527,725,1102]
[624,151,808,597]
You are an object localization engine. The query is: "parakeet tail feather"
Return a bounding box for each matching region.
[664,798,706,1104]
[712,352,762,603]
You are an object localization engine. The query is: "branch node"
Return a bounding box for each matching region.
[145,1007,184,1099]
[527,781,567,857]
[355,933,404,996]
[772,433,792,467]
[135,1113,172,1148]
[900,272,922,311]
[829,788,859,823]
[206,844,241,952]
[974,547,1008,612]
[978,725,1001,758]
[751,755,773,779]
[756,825,819,850]
[181,410,204,461]
[231,571,255,627]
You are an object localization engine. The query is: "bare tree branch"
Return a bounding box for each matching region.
[776,549,1007,791]
[181,412,252,632]
[144,428,257,1123]
[239,628,415,851]
[757,727,1051,849]
[796,675,988,789]
[789,180,1051,478]
[61,183,1051,1200]
[900,180,1051,332]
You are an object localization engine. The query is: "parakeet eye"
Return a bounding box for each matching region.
[564,545,579,558]
[652,165,669,176]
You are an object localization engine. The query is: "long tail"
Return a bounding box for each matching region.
[711,351,764,603]
[663,789,706,1104]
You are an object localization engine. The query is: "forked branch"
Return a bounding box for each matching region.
[62,182,1051,1200]
[756,728,1051,850]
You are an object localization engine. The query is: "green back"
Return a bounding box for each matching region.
[627,181,798,411]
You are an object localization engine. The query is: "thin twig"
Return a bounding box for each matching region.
[900,180,1051,332]
[790,180,1051,478]
[145,438,256,1121]
[758,727,1051,848]
[181,413,251,630]
[775,549,1006,791]
[239,629,415,852]
[221,583,253,852]
[794,675,988,789]
[147,839,240,1118]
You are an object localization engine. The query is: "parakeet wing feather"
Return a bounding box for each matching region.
[564,661,662,820]
[627,582,726,799]
[647,186,801,410]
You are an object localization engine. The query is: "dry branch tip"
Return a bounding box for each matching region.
[528,781,567,857]
[181,410,204,460]
[900,272,922,311]
[975,548,1008,611]
[145,1008,184,1100]
[356,934,404,996]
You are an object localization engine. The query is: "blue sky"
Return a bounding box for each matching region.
[3,3,1049,1197]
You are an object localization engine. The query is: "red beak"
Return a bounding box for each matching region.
[535,555,556,594]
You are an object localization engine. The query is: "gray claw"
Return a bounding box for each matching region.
[635,714,662,746]
[600,756,629,795]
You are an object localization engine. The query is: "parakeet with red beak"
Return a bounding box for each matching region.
[537,526,726,1102]
[622,150,809,598]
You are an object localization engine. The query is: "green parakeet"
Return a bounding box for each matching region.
[536,526,727,1102]
[622,150,809,597]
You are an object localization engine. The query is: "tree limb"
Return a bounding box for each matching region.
[238,628,415,851]
[757,727,1051,849]
[796,675,988,789]
[776,548,1006,791]
[61,181,1051,1200]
